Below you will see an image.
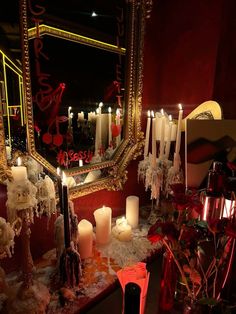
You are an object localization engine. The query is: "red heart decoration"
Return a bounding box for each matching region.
[111,123,121,137]
[42,132,52,144]
[53,134,63,147]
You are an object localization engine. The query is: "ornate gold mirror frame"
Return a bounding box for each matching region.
[20,0,152,199]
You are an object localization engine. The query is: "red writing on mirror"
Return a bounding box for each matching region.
[57,149,94,167]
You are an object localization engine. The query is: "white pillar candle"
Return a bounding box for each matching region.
[175,103,183,154]
[144,110,151,158]
[11,157,27,182]
[126,195,139,228]
[94,206,112,245]
[112,217,132,242]
[151,111,157,167]
[159,109,166,160]
[155,112,162,141]
[6,146,11,160]
[78,219,93,259]
[108,107,112,145]
[164,115,173,160]
[170,122,177,141]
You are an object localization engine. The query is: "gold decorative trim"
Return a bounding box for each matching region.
[28,24,126,55]
[20,0,150,197]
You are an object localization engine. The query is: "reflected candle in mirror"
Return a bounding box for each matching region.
[93,206,112,245]
[78,219,93,259]
[6,146,11,160]
[11,157,28,182]
[77,111,84,122]
[108,107,112,145]
[144,110,151,158]
[116,109,121,147]
[126,196,139,228]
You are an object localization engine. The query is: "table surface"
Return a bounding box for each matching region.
[5,221,161,314]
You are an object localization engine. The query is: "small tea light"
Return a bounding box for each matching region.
[112,216,132,242]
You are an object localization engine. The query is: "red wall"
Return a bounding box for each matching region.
[1,0,235,272]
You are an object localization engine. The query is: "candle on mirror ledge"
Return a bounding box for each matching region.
[164,115,173,160]
[159,109,166,160]
[78,219,93,259]
[93,206,112,245]
[144,110,151,158]
[62,172,71,248]
[170,122,177,141]
[151,111,157,168]
[155,112,162,141]
[108,107,112,145]
[11,157,28,182]
[175,103,183,155]
[126,195,139,228]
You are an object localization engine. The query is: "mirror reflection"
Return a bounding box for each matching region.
[0,49,26,161]
[28,31,125,170]
[26,0,126,172]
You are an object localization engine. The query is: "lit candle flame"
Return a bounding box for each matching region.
[169,114,172,121]
[160,108,164,115]
[147,110,150,117]
[96,108,99,114]
[151,110,155,118]
[99,102,103,108]
[178,103,183,110]
[108,107,112,113]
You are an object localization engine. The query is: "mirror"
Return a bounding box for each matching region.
[0,48,26,180]
[20,0,151,198]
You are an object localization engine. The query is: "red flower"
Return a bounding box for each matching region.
[227,161,236,171]
[148,233,163,243]
[208,218,228,234]
[148,221,179,243]
[180,226,200,247]
[225,222,236,238]
[170,183,185,194]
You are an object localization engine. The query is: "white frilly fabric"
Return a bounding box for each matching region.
[35,175,57,218]
[6,179,38,224]
[0,217,15,258]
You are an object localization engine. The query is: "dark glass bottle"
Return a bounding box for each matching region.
[202,161,225,221]
[206,161,225,196]
[124,282,141,314]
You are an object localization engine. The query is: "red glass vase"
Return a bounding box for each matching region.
[159,251,177,311]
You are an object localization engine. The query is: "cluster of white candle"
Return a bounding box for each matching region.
[144,104,183,165]
[77,196,140,258]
